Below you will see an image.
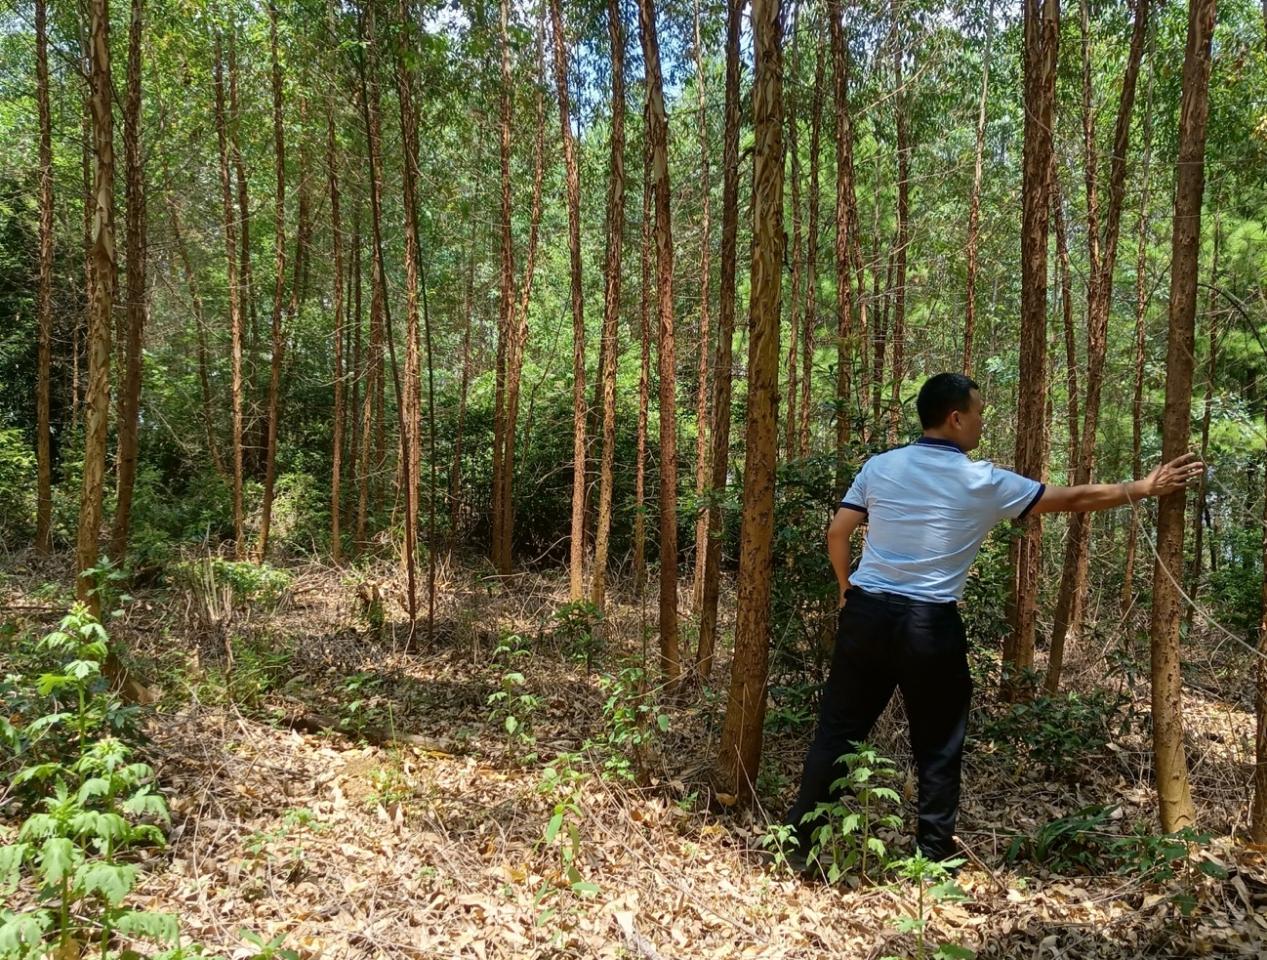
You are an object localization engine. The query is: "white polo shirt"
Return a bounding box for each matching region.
[841,437,1045,603]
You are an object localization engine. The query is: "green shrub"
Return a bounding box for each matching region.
[170,558,293,612]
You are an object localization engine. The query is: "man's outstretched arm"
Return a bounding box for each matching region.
[1030,452,1205,515]
[827,505,868,606]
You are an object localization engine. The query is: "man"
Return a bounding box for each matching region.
[782,372,1204,867]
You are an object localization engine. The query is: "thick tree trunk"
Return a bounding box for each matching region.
[1046,0,1150,694]
[963,4,993,376]
[691,0,713,610]
[76,0,116,615]
[328,100,345,565]
[258,1,288,561]
[110,0,146,563]
[716,0,783,801]
[550,0,588,602]
[592,0,626,612]
[638,0,682,686]
[35,0,54,554]
[213,35,245,558]
[1003,0,1058,700]
[696,0,743,678]
[1151,0,1216,833]
[800,38,823,459]
[828,0,855,482]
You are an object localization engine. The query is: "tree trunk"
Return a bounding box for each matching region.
[491,0,516,574]
[35,0,54,554]
[110,0,146,563]
[716,0,784,801]
[228,32,259,479]
[696,0,742,678]
[1151,0,1216,833]
[691,0,713,610]
[592,0,626,612]
[1122,59,1155,613]
[889,3,910,445]
[638,0,682,687]
[550,0,588,602]
[258,1,288,561]
[828,0,855,482]
[77,0,116,615]
[1187,226,1220,628]
[1053,174,1079,479]
[213,34,245,558]
[963,3,994,376]
[634,123,652,601]
[800,36,823,459]
[449,225,477,551]
[1046,0,1150,694]
[1003,0,1058,700]
[785,19,803,465]
[328,98,345,565]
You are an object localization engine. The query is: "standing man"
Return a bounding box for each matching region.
[783,372,1204,865]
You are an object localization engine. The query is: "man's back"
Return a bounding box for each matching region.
[842,437,1043,603]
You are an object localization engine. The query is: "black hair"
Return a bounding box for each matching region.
[916,372,979,429]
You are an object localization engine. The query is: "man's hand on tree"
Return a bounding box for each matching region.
[1139,452,1206,499]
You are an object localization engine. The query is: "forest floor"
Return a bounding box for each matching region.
[3,554,1267,959]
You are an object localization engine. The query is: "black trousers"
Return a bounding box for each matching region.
[784,586,972,861]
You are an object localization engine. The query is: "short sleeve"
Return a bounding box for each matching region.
[991,464,1045,521]
[840,462,869,514]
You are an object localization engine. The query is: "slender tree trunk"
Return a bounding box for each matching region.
[1004,0,1058,699]
[77,0,116,614]
[228,32,258,478]
[551,0,588,602]
[328,99,345,565]
[1123,59,1155,612]
[691,0,713,610]
[873,246,893,429]
[396,0,424,626]
[491,0,515,574]
[1053,174,1079,477]
[785,20,803,465]
[213,35,245,558]
[716,0,784,801]
[638,0,682,687]
[634,124,652,601]
[592,0,626,612]
[258,1,288,561]
[449,224,477,551]
[828,0,854,482]
[697,0,742,677]
[35,0,54,554]
[74,101,91,438]
[889,6,910,444]
[1151,0,1215,833]
[799,37,823,459]
[497,19,546,575]
[963,3,994,376]
[1046,0,1150,694]
[110,0,146,563]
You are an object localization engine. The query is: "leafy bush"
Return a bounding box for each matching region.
[0,428,35,545]
[977,689,1125,778]
[588,667,668,783]
[170,558,293,612]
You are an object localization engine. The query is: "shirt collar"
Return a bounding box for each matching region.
[914,436,967,454]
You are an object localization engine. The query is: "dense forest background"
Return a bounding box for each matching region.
[1,0,1267,955]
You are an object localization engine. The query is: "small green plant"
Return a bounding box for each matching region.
[588,667,668,783]
[0,608,176,959]
[552,601,604,669]
[799,743,903,883]
[533,754,598,928]
[882,854,974,960]
[486,671,540,762]
[237,928,300,960]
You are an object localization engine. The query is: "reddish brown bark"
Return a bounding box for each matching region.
[1151,0,1216,832]
[691,0,713,609]
[634,126,652,602]
[889,4,910,445]
[785,21,803,465]
[696,0,742,677]
[328,99,346,565]
[963,6,994,376]
[800,37,823,459]
[592,0,627,612]
[35,0,53,554]
[828,0,855,479]
[716,0,784,801]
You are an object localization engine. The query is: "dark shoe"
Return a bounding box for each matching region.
[748,843,812,875]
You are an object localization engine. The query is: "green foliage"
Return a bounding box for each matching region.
[534,753,598,925]
[882,854,973,960]
[551,601,603,670]
[0,428,34,544]
[1202,524,1262,634]
[588,667,668,784]
[0,609,175,959]
[977,689,1125,778]
[171,558,294,613]
[486,642,540,762]
[798,744,904,884]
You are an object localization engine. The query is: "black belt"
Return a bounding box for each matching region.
[851,586,958,609]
